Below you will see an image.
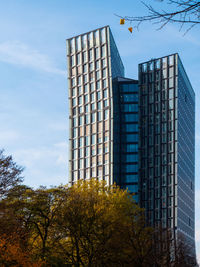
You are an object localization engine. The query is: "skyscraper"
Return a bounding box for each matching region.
[139,54,195,253]
[67,26,124,187]
[66,26,195,254]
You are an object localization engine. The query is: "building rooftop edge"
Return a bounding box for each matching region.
[66,25,110,41]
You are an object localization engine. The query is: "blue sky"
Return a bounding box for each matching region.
[0,0,200,262]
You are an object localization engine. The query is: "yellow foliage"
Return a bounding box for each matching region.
[120,18,125,24]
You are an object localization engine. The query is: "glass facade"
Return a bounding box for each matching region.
[139,53,195,255]
[67,27,195,256]
[67,26,124,186]
[113,78,139,202]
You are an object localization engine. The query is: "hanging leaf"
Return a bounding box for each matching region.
[120,18,125,25]
[128,27,133,33]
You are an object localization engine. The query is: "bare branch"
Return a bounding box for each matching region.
[115,0,200,33]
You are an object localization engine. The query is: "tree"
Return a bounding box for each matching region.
[54,179,154,266]
[0,149,23,198]
[0,234,45,267]
[118,0,200,33]
[0,184,68,265]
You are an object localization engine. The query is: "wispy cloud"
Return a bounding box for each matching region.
[0,41,66,76]
[0,130,20,144]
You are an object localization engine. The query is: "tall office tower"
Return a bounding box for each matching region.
[139,54,195,253]
[67,26,126,187]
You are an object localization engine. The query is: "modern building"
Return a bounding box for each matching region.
[139,54,195,253]
[66,25,139,199]
[66,26,195,254]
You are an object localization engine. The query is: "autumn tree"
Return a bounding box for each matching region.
[0,184,68,265]
[0,234,44,267]
[118,0,200,33]
[0,149,23,198]
[54,179,155,266]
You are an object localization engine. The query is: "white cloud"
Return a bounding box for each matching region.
[0,130,20,143]
[14,142,68,169]
[0,41,66,76]
[13,142,69,188]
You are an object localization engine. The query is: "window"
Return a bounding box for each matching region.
[79,115,84,126]
[82,35,87,50]
[98,133,102,143]
[86,147,90,156]
[84,84,89,93]
[94,30,99,46]
[90,72,95,81]
[85,136,90,146]
[90,82,95,92]
[79,137,84,147]
[91,113,96,123]
[83,74,88,83]
[71,77,76,87]
[88,32,93,48]
[83,51,87,63]
[85,158,90,168]
[103,89,108,98]
[97,101,102,110]
[83,64,87,73]
[97,144,102,154]
[96,80,101,90]
[73,117,77,127]
[97,91,101,100]
[84,94,89,103]
[85,114,90,124]
[123,144,138,152]
[102,79,107,88]
[85,104,89,113]
[78,96,83,105]
[73,139,77,149]
[78,86,82,95]
[73,128,77,138]
[76,36,81,51]
[169,89,174,99]
[79,106,84,114]
[96,70,101,80]
[98,111,102,121]
[122,104,138,112]
[101,45,106,57]
[95,47,100,58]
[122,164,138,173]
[89,62,94,71]
[100,28,106,43]
[72,88,76,97]
[71,55,75,66]
[169,78,174,88]
[89,49,93,61]
[71,67,76,76]
[92,134,96,145]
[104,109,109,120]
[104,99,109,107]
[77,53,81,65]
[92,146,96,156]
[96,60,100,69]
[102,58,106,68]
[72,98,77,107]
[104,132,109,142]
[104,143,109,153]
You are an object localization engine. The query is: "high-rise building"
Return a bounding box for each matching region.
[67,26,125,187]
[139,54,195,253]
[66,26,195,254]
